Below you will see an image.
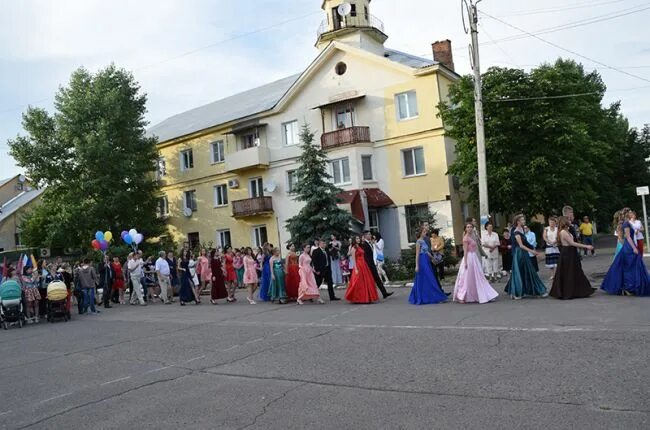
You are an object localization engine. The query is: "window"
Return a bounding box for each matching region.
[216,229,231,248]
[402,147,425,177]
[287,170,299,194]
[329,158,351,185]
[184,190,197,212]
[364,5,369,20]
[180,149,194,171]
[157,196,169,218]
[249,177,264,198]
[395,90,419,120]
[14,232,23,248]
[361,155,373,181]
[406,204,430,243]
[252,225,268,248]
[350,4,357,16]
[211,141,225,163]
[368,209,379,232]
[334,105,355,129]
[283,121,300,146]
[335,62,347,76]
[240,130,259,149]
[155,157,167,179]
[214,184,228,207]
[188,232,200,251]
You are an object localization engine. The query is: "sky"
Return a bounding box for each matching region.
[1,0,649,178]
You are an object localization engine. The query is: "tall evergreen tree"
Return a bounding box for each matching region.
[285,125,354,245]
[8,64,163,248]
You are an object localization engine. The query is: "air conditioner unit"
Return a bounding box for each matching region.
[40,248,51,258]
[228,179,240,189]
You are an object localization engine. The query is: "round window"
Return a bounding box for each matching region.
[335,62,347,76]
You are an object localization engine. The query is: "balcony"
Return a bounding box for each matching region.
[225,146,270,173]
[317,14,385,38]
[321,126,371,150]
[232,196,273,218]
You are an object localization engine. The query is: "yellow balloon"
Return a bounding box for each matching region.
[104,231,113,242]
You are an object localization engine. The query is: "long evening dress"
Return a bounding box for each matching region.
[298,253,321,301]
[210,257,228,300]
[550,233,594,299]
[346,246,380,304]
[453,235,499,304]
[179,260,196,303]
[601,221,650,296]
[285,253,300,301]
[259,254,271,302]
[408,240,447,305]
[505,228,547,298]
[270,259,287,302]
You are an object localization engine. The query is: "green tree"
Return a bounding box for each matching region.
[285,124,354,245]
[9,64,163,248]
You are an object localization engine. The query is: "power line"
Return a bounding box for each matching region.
[488,92,601,103]
[479,10,650,84]
[498,0,627,17]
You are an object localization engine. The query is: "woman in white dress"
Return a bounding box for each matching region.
[543,216,560,282]
[481,222,500,282]
[373,232,389,283]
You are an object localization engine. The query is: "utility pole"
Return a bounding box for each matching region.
[463,0,489,230]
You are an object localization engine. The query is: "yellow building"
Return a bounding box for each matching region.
[149,0,464,257]
[0,175,44,252]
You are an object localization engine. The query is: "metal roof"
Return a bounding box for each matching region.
[148,48,437,143]
[0,188,44,224]
[0,177,13,188]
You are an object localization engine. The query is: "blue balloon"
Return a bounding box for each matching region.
[95,231,104,241]
[124,235,133,245]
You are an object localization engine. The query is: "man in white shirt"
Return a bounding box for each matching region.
[127,252,146,306]
[155,251,172,304]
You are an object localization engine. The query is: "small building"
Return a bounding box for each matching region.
[0,175,44,252]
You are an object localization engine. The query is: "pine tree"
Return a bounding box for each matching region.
[285,124,354,246]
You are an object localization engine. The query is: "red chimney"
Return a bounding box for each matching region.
[432,39,454,71]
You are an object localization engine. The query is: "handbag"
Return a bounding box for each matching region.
[431,251,444,265]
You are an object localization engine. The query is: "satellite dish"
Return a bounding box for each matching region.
[183,207,193,217]
[338,2,352,16]
[264,179,277,193]
[18,174,26,183]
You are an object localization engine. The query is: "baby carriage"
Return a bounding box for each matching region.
[0,280,25,329]
[47,281,70,322]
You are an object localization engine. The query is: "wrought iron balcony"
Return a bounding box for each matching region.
[321,126,371,150]
[232,196,273,218]
[317,14,385,38]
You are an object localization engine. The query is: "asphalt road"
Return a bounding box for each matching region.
[1,242,648,429]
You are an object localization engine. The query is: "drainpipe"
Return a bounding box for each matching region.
[360,189,370,230]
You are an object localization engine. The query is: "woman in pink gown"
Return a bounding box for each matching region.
[298,244,324,305]
[196,248,211,298]
[242,247,259,305]
[453,223,499,304]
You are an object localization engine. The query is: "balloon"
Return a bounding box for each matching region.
[121,231,129,240]
[91,239,101,250]
[124,235,133,245]
[100,240,109,251]
[95,231,104,241]
[104,231,113,242]
[135,233,144,245]
[129,229,138,241]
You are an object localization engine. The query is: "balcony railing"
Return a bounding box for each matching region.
[321,126,371,150]
[225,146,270,173]
[317,14,385,38]
[232,196,273,218]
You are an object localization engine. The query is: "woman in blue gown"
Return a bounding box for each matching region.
[409,226,448,305]
[258,245,272,302]
[601,208,650,296]
[178,250,198,306]
[505,214,548,299]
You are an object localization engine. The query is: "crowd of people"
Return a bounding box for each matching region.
[1,205,648,326]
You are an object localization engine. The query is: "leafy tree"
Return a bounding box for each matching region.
[9,64,163,248]
[285,124,354,245]
[438,58,648,226]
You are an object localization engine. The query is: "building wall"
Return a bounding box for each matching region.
[0,195,42,252]
[0,176,28,207]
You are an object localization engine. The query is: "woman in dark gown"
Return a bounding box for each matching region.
[505,214,547,299]
[210,249,228,304]
[550,216,595,299]
[178,250,197,306]
[601,208,650,296]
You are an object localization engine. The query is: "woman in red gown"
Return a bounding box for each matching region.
[210,249,228,304]
[345,236,379,304]
[284,244,300,302]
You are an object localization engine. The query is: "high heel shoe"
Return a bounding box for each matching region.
[297,299,304,305]
[247,298,257,305]
[210,299,218,305]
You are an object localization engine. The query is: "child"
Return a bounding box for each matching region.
[341,256,350,287]
[21,267,41,323]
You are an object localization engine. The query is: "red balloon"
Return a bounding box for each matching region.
[91,239,101,250]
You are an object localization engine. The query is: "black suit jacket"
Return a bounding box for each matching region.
[311,247,331,273]
[361,240,376,269]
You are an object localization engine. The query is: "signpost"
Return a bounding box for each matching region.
[636,186,650,256]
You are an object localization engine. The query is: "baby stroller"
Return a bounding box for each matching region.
[47,281,70,322]
[0,280,25,329]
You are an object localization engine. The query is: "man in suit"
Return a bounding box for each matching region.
[362,230,393,299]
[312,239,340,301]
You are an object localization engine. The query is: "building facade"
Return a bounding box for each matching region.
[0,175,43,252]
[149,0,464,258]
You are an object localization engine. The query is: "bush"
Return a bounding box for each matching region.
[385,239,459,282]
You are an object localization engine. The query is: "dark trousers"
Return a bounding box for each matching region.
[368,264,389,298]
[102,284,112,307]
[315,268,336,300]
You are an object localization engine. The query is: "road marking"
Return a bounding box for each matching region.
[287,327,297,332]
[185,355,206,363]
[0,411,12,417]
[145,366,171,374]
[40,392,72,403]
[272,332,283,336]
[223,345,239,351]
[245,337,264,344]
[101,376,131,386]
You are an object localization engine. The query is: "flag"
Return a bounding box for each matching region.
[16,253,24,276]
[22,254,30,269]
[30,254,38,270]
